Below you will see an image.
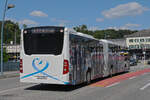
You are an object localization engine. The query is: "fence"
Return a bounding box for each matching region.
[0,62,19,72]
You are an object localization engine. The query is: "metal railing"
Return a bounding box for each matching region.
[0,62,19,72]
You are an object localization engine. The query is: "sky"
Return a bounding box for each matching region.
[0,0,150,30]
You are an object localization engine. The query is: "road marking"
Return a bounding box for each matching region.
[0,84,35,94]
[140,82,150,90]
[129,76,136,80]
[91,68,150,87]
[106,82,120,88]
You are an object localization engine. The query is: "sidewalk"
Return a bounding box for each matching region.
[130,60,150,72]
[0,71,19,79]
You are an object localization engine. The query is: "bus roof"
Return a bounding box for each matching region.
[100,39,127,47]
[66,28,96,40]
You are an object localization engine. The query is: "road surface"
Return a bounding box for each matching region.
[0,65,150,100]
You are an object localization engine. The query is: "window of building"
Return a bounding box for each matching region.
[134,39,139,42]
[129,39,133,43]
[146,38,150,42]
[140,39,144,42]
[129,45,134,49]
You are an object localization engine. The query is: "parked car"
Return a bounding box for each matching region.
[130,58,137,66]
[147,60,150,65]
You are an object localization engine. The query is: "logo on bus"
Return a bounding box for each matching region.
[32,58,49,71]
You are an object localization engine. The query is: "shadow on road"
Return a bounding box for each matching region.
[25,71,129,92]
[25,83,87,92]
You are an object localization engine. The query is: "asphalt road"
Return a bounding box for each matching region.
[0,64,150,100]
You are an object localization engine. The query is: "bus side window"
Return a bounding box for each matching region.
[108,45,112,52]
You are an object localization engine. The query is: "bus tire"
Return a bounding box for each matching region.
[86,71,91,84]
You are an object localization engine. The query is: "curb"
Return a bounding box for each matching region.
[0,73,20,79]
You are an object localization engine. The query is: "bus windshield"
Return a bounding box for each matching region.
[23,27,64,55]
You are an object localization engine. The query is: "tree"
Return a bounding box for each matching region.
[0,42,10,62]
[0,20,21,62]
[74,25,88,34]
[23,24,27,29]
[0,20,21,44]
[73,25,138,39]
[3,48,10,62]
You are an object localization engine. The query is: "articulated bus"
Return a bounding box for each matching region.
[20,26,130,85]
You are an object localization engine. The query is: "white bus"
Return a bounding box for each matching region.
[20,26,130,85]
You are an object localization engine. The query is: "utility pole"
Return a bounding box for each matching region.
[0,0,15,75]
[14,28,17,61]
[1,0,8,75]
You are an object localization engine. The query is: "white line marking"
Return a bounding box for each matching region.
[140,82,150,90]
[0,84,35,94]
[129,76,136,80]
[106,82,120,88]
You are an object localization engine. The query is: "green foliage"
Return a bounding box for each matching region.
[73,25,138,39]
[0,46,10,62]
[0,20,21,44]
[93,30,105,39]
[0,20,20,62]
[73,24,87,33]
[23,24,27,29]
[3,48,10,62]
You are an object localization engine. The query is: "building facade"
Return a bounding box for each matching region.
[4,44,21,60]
[125,29,150,59]
[126,37,150,50]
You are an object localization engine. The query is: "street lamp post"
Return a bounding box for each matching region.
[140,43,146,65]
[0,0,15,75]
[143,45,146,65]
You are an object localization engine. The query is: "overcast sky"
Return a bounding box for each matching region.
[0,0,150,30]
